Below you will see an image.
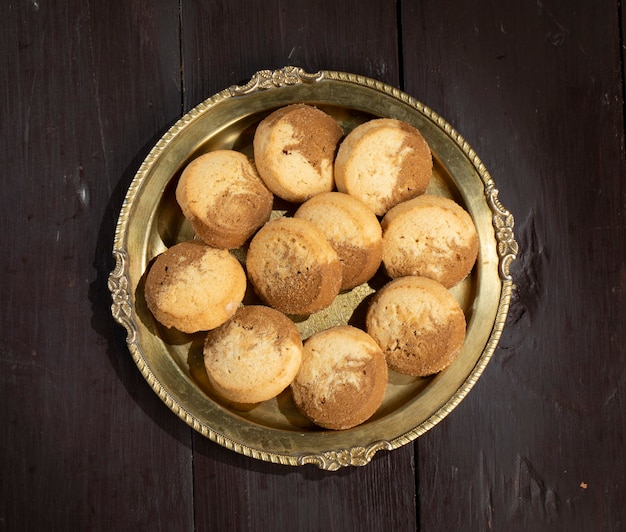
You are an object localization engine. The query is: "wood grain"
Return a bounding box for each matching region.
[180,1,416,530]
[1,1,192,529]
[180,0,402,110]
[403,1,626,530]
[1,0,624,530]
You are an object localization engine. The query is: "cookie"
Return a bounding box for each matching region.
[366,276,466,377]
[294,192,383,290]
[246,217,343,315]
[253,104,343,203]
[381,194,478,288]
[334,118,432,216]
[176,150,273,249]
[291,325,388,430]
[144,241,246,333]
[203,305,303,405]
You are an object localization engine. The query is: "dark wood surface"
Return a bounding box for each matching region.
[1,1,624,530]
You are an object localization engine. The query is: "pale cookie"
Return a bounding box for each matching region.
[381,194,478,288]
[294,192,383,290]
[253,104,343,203]
[144,241,247,333]
[366,276,466,377]
[246,217,342,315]
[176,150,273,249]
[334,118,432,216]
[203,305,303,405]
[291,325,388,430]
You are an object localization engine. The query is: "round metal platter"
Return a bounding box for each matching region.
[108,66,518,470]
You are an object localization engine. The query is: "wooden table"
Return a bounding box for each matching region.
[2,1,624,530]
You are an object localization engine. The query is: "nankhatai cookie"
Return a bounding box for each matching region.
[245,217,342,315]
[291,325,388,430]
[203,305,303,405]
[381,194,478,288]
[176,150,273,249]
[253,104,343,203]
[334,118,432,216]
[144,241,247,333]
[366,276,466,377]
[294,192,383,290]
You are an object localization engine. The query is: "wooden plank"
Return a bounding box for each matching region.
[622,0,626,109]
[180,0,402,109]
[180,1,417,530]
[402,1,626,530]
[3,0,623,529]
[0,1,193,529]
[193,439,416,531]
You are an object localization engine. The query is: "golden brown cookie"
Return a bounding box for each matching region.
[203,305,303,405]
[175,150,273,249]
[334,118,432,216]
[381,194,478,288]
[246,217,343,315]
[291,325,388,430]
[294,192,383,290]
[253,104,343,203]
[366,276,466,377]
[144,241,246,333]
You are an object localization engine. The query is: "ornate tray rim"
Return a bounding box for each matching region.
[108,66,518,471]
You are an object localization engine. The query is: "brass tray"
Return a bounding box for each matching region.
[108,66,518,470]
